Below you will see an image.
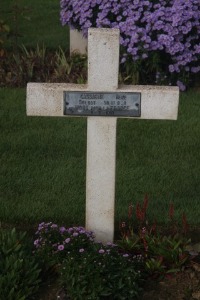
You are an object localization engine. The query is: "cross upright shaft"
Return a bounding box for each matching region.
[88,28,119,91]
[86,28,120,242]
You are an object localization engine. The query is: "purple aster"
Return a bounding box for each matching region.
[60,0,200,90]
[34,239,40,246]
[123,254,129,257]
[99,249,105,254]
[58,245,65,251]
[169,65,175,73]
[59,226,66,233]
[64,238,71,244]
[51,224,58,229]
[177,80,186,91]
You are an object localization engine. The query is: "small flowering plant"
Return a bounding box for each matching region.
[34,222,95,264]
[60,240,144,299]
[34,222,145,298]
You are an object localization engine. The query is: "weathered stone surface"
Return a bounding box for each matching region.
[88,28,120,91]
[27,83,179,120]
[86,117,117,242]
[70,29,87,55]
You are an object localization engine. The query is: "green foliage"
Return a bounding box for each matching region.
[1,0,68,49]
[54,46,73,77]
[60,243,144,300]
[118,197,191,278]
[145,233,190,274]
[145,257,166,276]
[119,56,140,85]
[34,222,144,299]
[0,45,87,87]
[0,228,41,300]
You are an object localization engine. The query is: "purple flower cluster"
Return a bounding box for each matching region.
[33,222,95,256]
[60,0,200,89]
[34,222,140,265]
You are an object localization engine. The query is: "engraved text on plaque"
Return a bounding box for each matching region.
[64,92,141,117]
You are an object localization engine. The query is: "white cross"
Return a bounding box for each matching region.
[27,28,179,243]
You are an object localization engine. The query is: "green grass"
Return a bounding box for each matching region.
[116,91,200,224]
[0,88,200,228]
[1,0,69,49]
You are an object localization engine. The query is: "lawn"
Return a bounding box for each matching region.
[0,88,200,230]
[1,0,69,49]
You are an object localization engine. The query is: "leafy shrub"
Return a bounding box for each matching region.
[34,222,145,299]
[0,45,87,87]
[145,233,190,274]
[0,228,41,300]
[60,0,200,89]
[118,196,191,277]
[60,243,144,300]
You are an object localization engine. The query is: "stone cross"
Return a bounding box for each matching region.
[27,28,179,243]
[70,29,87,55]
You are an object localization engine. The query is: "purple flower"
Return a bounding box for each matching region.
[106,242,116,247]
[169,65,175,73]
[60,0,200,90]
[79,248,84,253]
[142,53,148,59]
[121,57,126,63]
[99,249,105,254]
[191,66,200,73]
[58,245,64,251]
[51,224,58,229]
[59,226,66,233]
[38,222,45,228]
[64,238,71,244]
[34,239,40,246]
[123,254,129,257]
[106,242,113,246]
[177,80,186,91]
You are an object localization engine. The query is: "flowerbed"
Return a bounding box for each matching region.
[34,223,145,299]
[1,198,199,299]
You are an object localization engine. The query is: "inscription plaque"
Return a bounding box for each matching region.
[64,92,141,117]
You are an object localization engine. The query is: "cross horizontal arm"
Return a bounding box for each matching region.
[27,83,179,120]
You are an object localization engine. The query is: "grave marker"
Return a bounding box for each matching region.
[70,29,87,55]
[27,28,179,243]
